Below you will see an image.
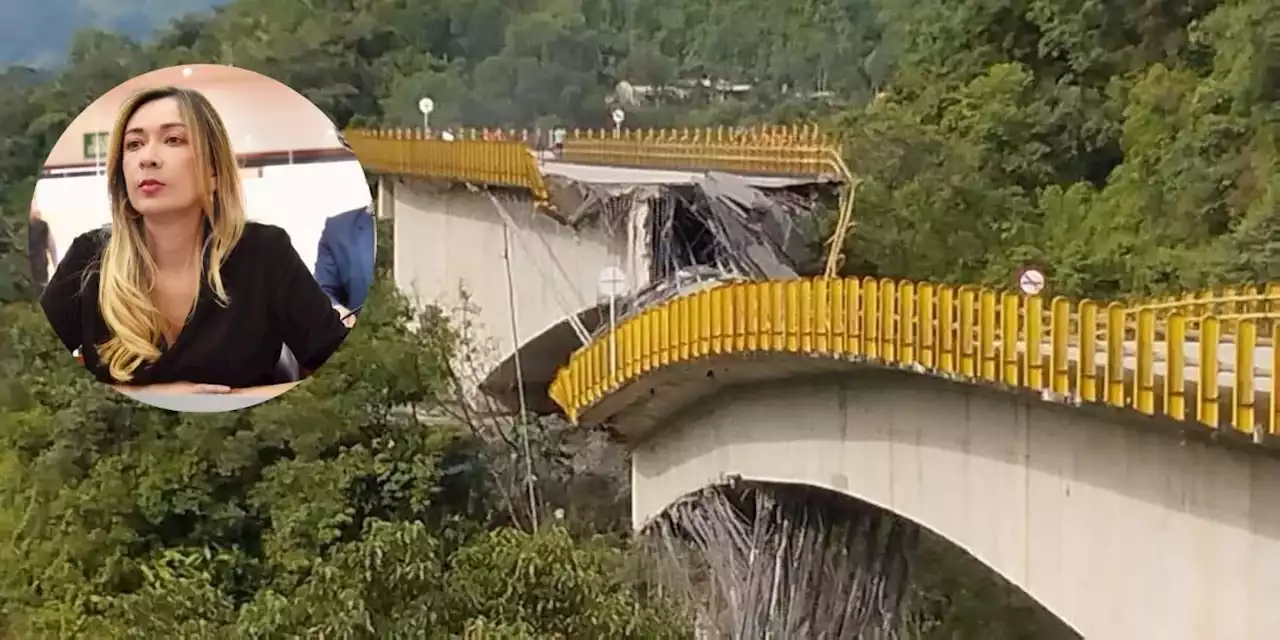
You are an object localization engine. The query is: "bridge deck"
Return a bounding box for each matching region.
[1040,341,1272,387]
[534,152,833,187]
[547,278,1280,445]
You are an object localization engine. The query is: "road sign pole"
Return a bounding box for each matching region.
[611,108,625,136]
[418,97,435,134]
[609,291,617,375]
[598,266,628,378]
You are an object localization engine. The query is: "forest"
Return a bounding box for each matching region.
[0,0,1275,636]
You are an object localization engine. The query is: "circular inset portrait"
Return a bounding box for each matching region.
[34,64,375,412]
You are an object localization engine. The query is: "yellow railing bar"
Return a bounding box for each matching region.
[560,140,846,179]
[343,128,550,204]
[346,124,850,185]
[549,278,1278,442]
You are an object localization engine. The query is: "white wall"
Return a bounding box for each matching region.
[34,173,109,268]
[246,161,372,270]
[36,160,371,275]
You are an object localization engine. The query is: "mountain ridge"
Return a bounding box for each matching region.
[0,0,227,67]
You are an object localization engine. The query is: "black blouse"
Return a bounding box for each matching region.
[40,222,350,388]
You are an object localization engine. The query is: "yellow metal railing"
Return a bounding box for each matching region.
[548,278,1280,439]
[345,125,849,186]
[344,128,549,203]
[562,125,847,179]
[1132,284,1280,324]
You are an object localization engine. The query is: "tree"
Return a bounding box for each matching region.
[0,0,1273,634]
[0,273,689,637]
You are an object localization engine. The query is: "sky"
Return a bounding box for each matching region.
[0,0,228,66]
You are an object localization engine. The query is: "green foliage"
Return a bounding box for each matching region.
[903,531,1080,640]
[0,277,687,637]
[444,527,690,638]
[839,0,1279,301]
[0,0,1275,636]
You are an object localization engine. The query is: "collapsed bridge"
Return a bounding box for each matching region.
[354,126,1280,639]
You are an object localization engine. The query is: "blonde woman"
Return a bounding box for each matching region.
[41,86,349,394]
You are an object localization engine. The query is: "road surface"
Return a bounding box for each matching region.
[1022,340,1273,390]
[530,150,833,187]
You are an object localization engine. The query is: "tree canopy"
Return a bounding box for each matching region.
[0,0,1274,636]
[843,0,1278,297]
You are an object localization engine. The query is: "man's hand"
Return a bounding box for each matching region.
[334,304,356,328]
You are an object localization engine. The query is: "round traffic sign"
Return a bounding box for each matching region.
[418,97,435,115]
[1017,267,1046,296]
[597,266,627,298]
[611,108,625,125]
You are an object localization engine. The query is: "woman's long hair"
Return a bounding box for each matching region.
[94,86,246,382]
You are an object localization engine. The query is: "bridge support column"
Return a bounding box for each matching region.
[625,197,651,292]
[376,175,394,220]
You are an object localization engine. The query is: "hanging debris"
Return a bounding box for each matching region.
[645,481,919,639]
[484,171,834,413]
[547,171,830,338]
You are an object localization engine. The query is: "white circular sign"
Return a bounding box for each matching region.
[597,266,627,298]
[611,108,625,125]
[1018,268,1046,296]
[418,97,435,115]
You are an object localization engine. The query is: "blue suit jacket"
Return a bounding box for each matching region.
[314,207,375,311]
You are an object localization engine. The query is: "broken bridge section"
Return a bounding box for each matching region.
[481,170,840,413]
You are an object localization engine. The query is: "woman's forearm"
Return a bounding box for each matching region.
[113,381,299,396]
[229,381,300,396]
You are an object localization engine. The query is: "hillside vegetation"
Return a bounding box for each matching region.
[0,0,1274,636]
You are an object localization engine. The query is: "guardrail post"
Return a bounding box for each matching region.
[1235,319,1256,436]
[1197,317,1220,427]
[1136,309,1155,415]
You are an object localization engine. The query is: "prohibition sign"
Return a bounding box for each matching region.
[1017,267,1046,296]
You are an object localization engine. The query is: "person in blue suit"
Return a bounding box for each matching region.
[314,204,376,326]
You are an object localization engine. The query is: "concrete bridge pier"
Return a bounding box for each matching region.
[380,175,652,403]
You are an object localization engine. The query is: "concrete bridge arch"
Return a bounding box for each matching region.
[625,364,1280,640]
[647,476,1079,638]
